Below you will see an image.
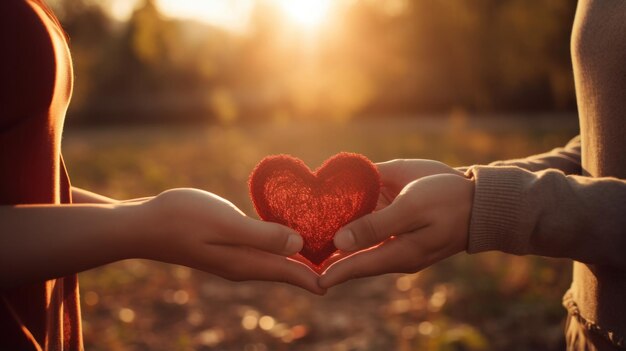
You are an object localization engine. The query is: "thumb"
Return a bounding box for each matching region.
[236,218,303,256]
[334,204,404,252]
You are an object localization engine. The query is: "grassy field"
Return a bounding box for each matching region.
[63,115,579,351]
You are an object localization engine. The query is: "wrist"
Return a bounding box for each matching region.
[111,201,161,260]
[128,193,185,261]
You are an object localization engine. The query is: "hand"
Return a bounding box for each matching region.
[376,159,464,209]
[315,159,465,273]
[136,188,325,295]
[319,174,474,288]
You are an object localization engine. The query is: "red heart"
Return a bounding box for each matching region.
[249,152,380,267]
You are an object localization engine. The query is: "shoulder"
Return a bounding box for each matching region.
[0,0,56,128]
[0,1,53,42]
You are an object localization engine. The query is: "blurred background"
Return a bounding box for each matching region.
[49,0,579,349]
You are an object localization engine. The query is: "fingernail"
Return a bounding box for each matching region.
[334,229,355,251]
[285,234,303,253]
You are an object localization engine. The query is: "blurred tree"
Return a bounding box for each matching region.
[86,0,234,123]
[111,0,177,92]
[48,0,113,118]
[52,0,577,124]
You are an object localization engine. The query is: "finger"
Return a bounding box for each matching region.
[315,251,352,274]
[375,160,419,196]
[375,186,396,211]
[334,201,410,252]
[289,253,323,274]
[375,160,403,186]
[289,251,353,275]
[376,159,462,189]
[211,245,326,295]
[227,218,303,256]
[121,196,153,204]
[319,237,424,289]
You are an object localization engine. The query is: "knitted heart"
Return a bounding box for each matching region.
[249,152,380,267]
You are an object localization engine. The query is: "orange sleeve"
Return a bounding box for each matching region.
[0,0,56,131]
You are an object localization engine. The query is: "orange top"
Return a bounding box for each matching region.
[0,0,81,350]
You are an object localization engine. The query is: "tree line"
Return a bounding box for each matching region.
[53,0,577,124]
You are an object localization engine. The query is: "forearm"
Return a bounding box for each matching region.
[71,187,118,204]
[71,186,153,205]
[0,202,152,288]
[467,166,626,269]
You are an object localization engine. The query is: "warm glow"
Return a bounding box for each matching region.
[99,0,254,32]
[101,0,333,32]
[275,0,333,28]
[156,0,254,32]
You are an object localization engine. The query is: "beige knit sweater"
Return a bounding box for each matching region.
[465,0,626,347]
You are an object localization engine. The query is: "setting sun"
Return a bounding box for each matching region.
[275,0,333,28]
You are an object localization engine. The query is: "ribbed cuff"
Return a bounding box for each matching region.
[464,166,523,254]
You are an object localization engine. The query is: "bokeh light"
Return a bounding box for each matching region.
[275,0,333,28]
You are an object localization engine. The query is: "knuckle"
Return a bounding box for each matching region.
[394,238,422,273]
[378,159,402,179]
[275,269,292,284]
[359,216,385,247]
[223,265,248,282]
[396,257,419,274]
[276,227,292,251]
[403,254,422,273]
[224,273,246,282]
[227,274,246,282]
[398,266,416,274]
[240,246,257,257]
[346,265,362,280]
[398,185,424,211]
[261,224,290,252]
[187,245,218,268]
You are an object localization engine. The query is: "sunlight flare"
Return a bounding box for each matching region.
[275,0,333,28]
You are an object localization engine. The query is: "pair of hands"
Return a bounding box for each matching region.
[138,159,473,295]
[319,159,474,289]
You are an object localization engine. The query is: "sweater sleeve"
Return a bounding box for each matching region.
[456,136,582,175]
[465,165,626,270]
[489,136,582,175]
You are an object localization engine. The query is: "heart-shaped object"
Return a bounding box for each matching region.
[249,152,380,267]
